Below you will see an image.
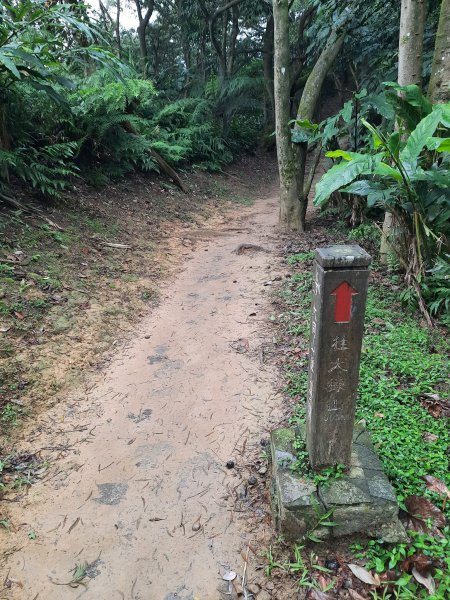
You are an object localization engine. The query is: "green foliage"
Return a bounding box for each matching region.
[353,530,450,599]
[152,97,232,170]
[314,86,450,320]
[291,434,346,488]
[0,142,79,197]
[286,251,315,265]
[360,289,450,499]
[281,243,450,597]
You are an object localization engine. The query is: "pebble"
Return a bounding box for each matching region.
[226,460,235,469]
[237,484,247,499]
[258,466,267,475]
[258,591,271,600]
[248,476,257,486]
[248,583,260,595]
[342,578,353,589]
[325,558,339,571]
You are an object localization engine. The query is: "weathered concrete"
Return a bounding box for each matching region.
[306,245,371,469]
[270,426,408,543]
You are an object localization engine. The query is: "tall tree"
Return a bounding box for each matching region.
[134,0,155,77]
[380,0,426,263]
[198,0,243,78]
[398,0,426,86]
[428,0,450,103]
[294,26,346,228]
[273,0,301,229]
[273,1,347,230]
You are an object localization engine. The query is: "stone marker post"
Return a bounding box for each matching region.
[306,245,371,470]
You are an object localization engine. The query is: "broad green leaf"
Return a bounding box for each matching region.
[341,101,353,123]
[387,131,400,159]
[400,109,442,172]
[384,82,432,115]
[314,157,371,206]
[355,89,367,100]
[374,162,402,182]
[367,189,396,208]
[291,129,309,143]
[325,149,361,161]
[411,168,450,188]
[4,45,46,72]
[27,80,68,106]
[341,180,387,197]
[440,104,450,128]
[364,93,395,120]
[362,118,383,150]
[0,52,21,79]
[437,139,450,152]
[294,118,318,131]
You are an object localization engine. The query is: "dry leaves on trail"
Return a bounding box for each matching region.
[405,495,446,536]
[306,589,335,600]
[229,338,249,353]
[347,591,367,600]
[419,392,450,418]
[347,564,381,586]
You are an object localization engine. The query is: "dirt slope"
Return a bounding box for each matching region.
[1,185,287,599]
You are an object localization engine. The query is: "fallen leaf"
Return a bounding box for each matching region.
[372,318,384,325]
[14,312,24,320]
[317,574,330,591]
[423,476,450,499]
[306,590,334,600]
[419,392,450,418]
[229,338,249,353]
[0,326,10,333]
[222,571,236,581]
[374,412,385,418]
[400,553,435,575]
[405,495,445,535]
[412,568,435,595]
[423,432,439,442]
[348,564,381,586]
[348,591,366,600]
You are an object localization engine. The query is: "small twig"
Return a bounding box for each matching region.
[242,544,250,600]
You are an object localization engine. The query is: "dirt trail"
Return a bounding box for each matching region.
[1,188,285,599]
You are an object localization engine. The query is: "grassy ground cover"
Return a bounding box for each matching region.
[271,218,450,599]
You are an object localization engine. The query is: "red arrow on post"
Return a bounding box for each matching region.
[331,281,358,323]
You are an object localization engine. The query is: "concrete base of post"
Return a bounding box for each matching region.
[270,426,408,543]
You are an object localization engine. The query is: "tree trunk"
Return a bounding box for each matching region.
[263,15,275,128]
[398,0,426,86]
[295,29,346,228]
[138,26,148,77]
[381,0,426,264]
[428,0,450,103]
[134,0,154,78]
[273,0,301,230]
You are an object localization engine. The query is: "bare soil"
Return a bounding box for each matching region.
[0,154,300,599]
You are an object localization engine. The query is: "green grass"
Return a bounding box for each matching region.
[279,253,450,599]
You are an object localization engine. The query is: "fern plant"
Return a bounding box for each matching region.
[0,142,79,198]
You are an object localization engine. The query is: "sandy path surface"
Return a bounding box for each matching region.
[1,190,285,599]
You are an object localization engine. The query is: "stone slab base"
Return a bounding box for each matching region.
[270,426,408,543]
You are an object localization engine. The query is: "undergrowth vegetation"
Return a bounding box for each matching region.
[274,222,450,599]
